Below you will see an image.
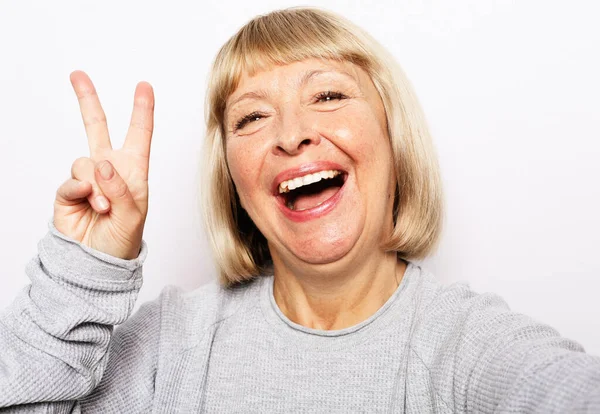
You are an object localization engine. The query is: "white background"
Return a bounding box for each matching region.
[0,0,598,355]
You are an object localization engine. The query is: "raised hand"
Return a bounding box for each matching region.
[53,71,154,260]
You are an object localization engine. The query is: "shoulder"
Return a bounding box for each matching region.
[405,262,584,360]
[405,263,530,355]
[405,262,512,324]
[404,265,596,413]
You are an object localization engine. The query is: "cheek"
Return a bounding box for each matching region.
[322,108,388,166]
[226,141,251,200]
[322,108,394,213]
[225,136,269,205]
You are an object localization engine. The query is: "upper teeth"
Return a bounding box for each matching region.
[279,170,341,193]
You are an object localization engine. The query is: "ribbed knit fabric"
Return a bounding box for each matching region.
[1,221,599,413]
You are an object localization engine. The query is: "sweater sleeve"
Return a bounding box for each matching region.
[0,220,150,412]
[448,286,600,413]
[77,288,164,412]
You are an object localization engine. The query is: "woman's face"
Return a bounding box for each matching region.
[224,58,396,267]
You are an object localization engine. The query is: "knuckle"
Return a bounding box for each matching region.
[76,87,98,101]
[83,114,107,127]
[71,157,92,178]
[56,178,70,193]
[112,180,130,199]
[56,179,77,200]
[55,185,65,199]
[129,119,153,133]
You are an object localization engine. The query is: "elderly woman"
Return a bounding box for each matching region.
[1,7,599,413]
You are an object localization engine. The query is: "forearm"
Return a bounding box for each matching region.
[455,291,600,413]
[0,221,146,408]
[481,336,600,413]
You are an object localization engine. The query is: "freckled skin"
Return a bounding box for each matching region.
[225,58,396,274]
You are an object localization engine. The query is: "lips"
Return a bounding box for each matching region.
[272,161,348,222]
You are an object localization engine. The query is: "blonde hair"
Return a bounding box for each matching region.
[202,7,444,287]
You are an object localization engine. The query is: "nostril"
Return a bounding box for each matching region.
[274,133,320,156]
[298,138,312,148]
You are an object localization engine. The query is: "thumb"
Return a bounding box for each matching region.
[95,160,137,216]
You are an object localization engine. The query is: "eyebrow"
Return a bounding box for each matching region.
[299,69,359,87]
[227,90,270,111]
[226,68,359,110]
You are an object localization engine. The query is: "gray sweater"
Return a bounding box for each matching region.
[1,221,599,413]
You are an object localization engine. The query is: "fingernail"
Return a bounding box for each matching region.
[96,195,109,210]
[99,161,114,180]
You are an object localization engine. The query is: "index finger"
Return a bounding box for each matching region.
[123,81,154,161]
[69,70,112,156]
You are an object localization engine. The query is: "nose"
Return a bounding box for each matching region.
[272,109,321,156]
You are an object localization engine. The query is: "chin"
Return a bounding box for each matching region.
[286,223,362,266]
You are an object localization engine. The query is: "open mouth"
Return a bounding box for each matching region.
[277,170,346,211]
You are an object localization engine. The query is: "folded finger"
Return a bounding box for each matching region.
[56,179,92,204]
[71,157,110,213]
[70,70,113,156]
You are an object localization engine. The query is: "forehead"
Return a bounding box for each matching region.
[225,59,368,108]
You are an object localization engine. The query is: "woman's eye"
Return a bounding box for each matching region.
[235,112,265,132]
[315,91,347,103]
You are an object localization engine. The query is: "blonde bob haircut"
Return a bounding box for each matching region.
[202,7,444,287]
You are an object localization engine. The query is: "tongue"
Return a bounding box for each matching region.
[293,186,340,211]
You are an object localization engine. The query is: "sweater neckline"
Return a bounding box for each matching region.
[258,261,419,351]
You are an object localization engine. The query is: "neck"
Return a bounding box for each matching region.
[271,249,407,331]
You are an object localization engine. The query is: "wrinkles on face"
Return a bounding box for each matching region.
[224,58,394,269]
[225,67,366,138]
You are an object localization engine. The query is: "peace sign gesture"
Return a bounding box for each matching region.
[53,71,154,260]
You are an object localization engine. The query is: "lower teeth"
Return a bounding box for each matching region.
[286,200,325,212]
